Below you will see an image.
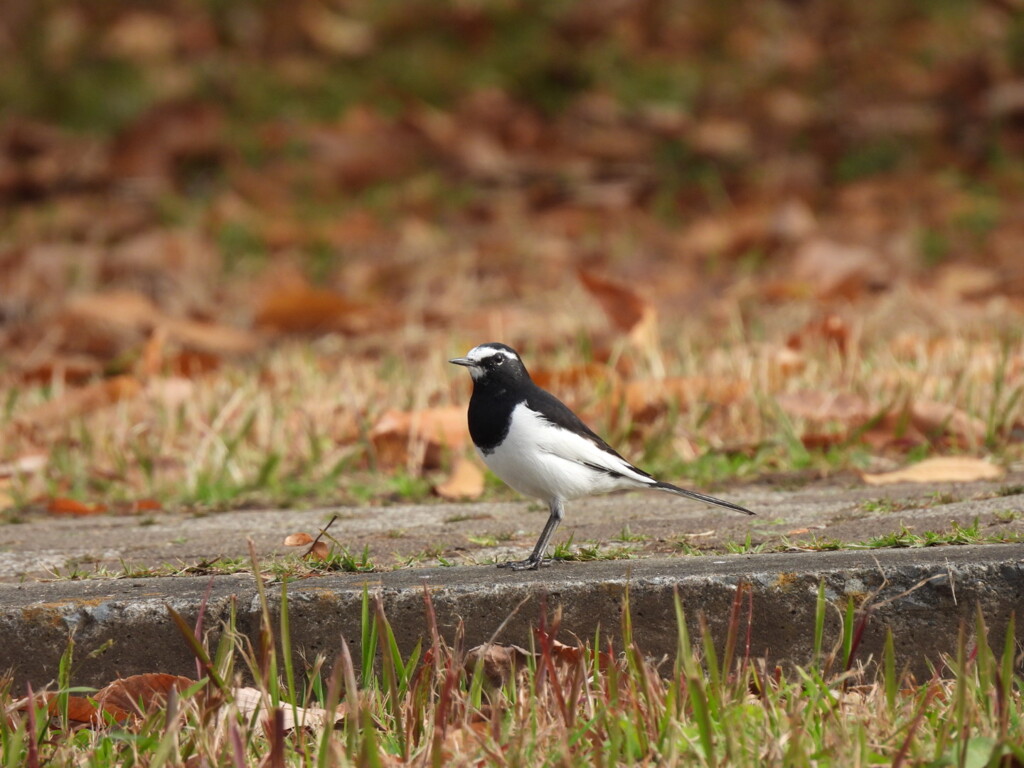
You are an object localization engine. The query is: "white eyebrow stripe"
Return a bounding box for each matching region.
[468,346,518,363]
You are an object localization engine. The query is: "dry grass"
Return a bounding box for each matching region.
[2,282,1022,514]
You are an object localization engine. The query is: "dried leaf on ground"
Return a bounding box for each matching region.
[256,283,396,336]
[624,376,749,423]
[58,291,162,358]
[861,457,1004,485]
[233,686,346,734]
[95,673,196,719]
[307,541,330,560]
[434,456,485,500]
[284,532,314,546]
[578,268,653,336]
[370,406,469,469]
[18,693,132,727]
[791,239,888,300]
[47,497,107,516]
[775,391,872,424]
[910,400,986,444]
[464,643,533,687]
[17,375,142,430]
[161,317,259,357]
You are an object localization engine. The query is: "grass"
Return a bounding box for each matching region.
[3,550,1022,766]
[3,319,1023,516]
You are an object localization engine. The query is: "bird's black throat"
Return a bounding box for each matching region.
[467,380,520,454]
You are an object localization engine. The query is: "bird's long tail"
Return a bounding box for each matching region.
[652,482,755,515]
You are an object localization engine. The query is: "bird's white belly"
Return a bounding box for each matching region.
[478,403,644,502]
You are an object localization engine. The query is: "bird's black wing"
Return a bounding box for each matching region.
[524,385,653,480]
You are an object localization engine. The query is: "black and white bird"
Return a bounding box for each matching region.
[450,342,754,570]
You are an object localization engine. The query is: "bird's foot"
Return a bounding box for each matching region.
[496,557,555,571]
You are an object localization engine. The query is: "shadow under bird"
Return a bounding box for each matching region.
[450,342,755,570]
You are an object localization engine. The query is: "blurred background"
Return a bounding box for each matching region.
[1,0,1023,514]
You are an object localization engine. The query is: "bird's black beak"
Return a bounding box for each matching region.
[449,357,474,367]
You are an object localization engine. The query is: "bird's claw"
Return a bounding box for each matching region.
[496,557,555,571]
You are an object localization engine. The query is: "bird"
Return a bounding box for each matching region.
[449,342,754,570]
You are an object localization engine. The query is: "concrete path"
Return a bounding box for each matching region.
[1,476,1022,689]
[1,476,1022,581]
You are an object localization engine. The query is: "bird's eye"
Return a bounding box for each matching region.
[494,357,504,366]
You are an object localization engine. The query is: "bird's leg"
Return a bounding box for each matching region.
[498,499,564,571]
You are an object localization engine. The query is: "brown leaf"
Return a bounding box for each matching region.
[434,457,485,500]
[104,12,178,61]
[550,639,584,665]
[464,643,533,687]
[127,499,162,513]
[59,291,161,359]
[136,327,167,379]
[861,457,1004,485]
[284,532,314,547]
[775,391,872,424]
[20,693,133,727]
[910,401,986,445]
[14,354,102,386]
[94,673,195,719]
[161,317,258,357]
[307,541,330,561]
[18,375,142,430]
[624,376,749,423]
[530,363,614,394]
[791,239,888,300]
[369,406,468,469]
[255,283,396,336]
[577,268,652,334]
[935,263,1001,301]
[47,497,107,516]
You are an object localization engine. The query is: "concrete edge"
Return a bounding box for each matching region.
[2,544,1022,688]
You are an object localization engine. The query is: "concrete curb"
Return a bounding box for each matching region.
[3,543,1022,689]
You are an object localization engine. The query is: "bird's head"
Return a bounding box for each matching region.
[449,343,529,384]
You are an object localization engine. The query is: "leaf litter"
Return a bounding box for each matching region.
[1,1,1023,520]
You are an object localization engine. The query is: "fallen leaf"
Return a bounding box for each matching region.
[549,639,584,665]
[791,238,888,300]
[161,317,258,357]
[103,12,178,61]
[464,643,533,687]
[910,401,986,444]
[577,268,653,335]
[136,327,167,379]
[126,499,162,513]
[95,673,196,718]
[307,541,330,560]
[47,497,107,516]
[861,457,1004,485]
[772,346,806,378]
[20,693,132,727]
[58,291,161,359]
[284,532,314,547]
[233,686,346,734]
[434,456,485,500]
[624,376,749,423]
[370,406,468,469]
[775,391,872,424]
[255,285,380,335]
[18,375,142,430]
[14,354,102,386]
[935,263,1000,300]
[530,363,614,393]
